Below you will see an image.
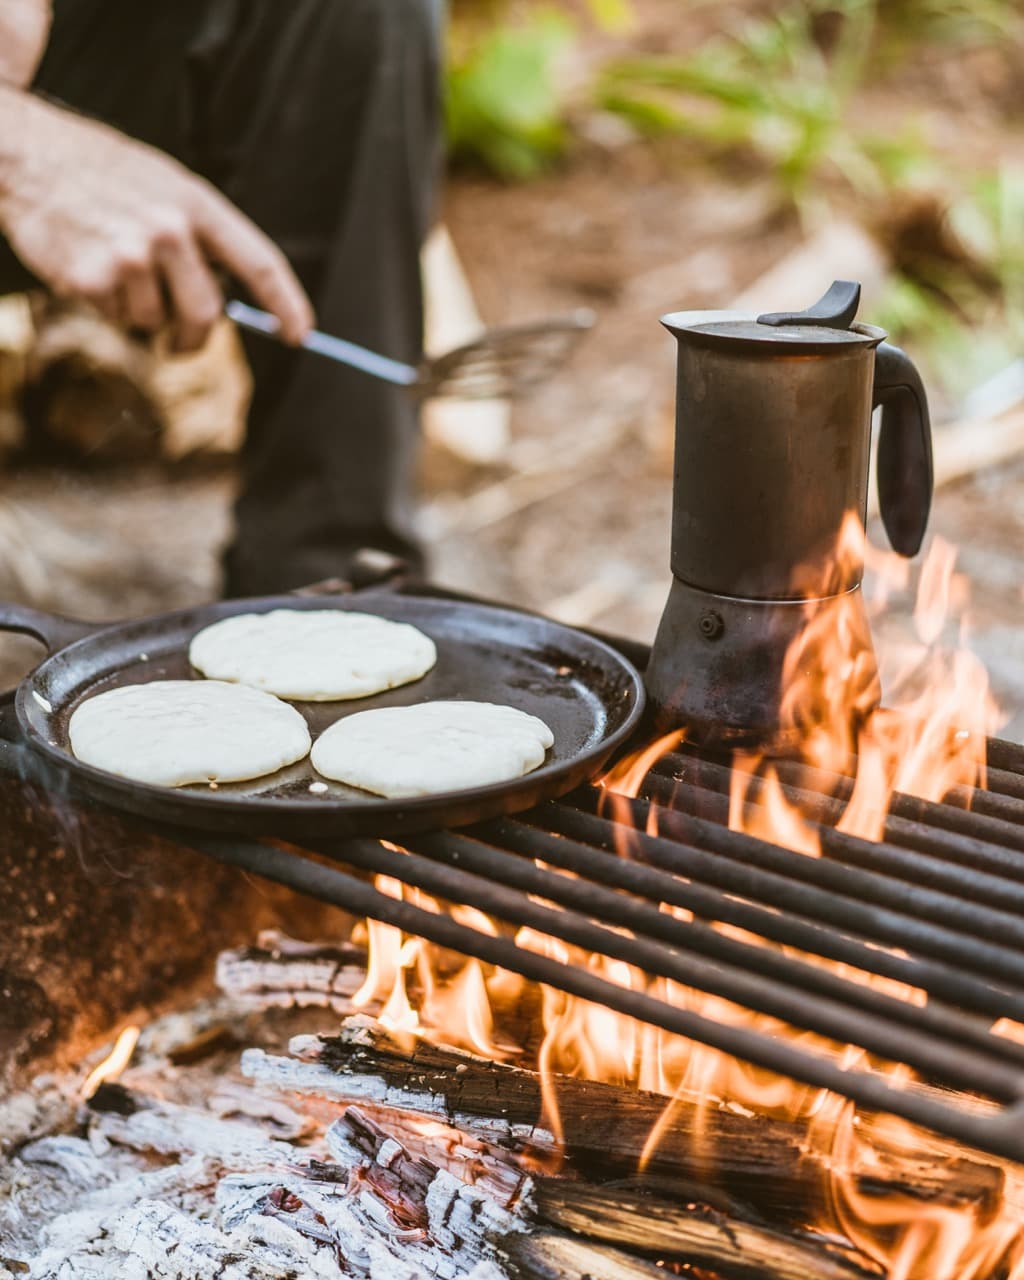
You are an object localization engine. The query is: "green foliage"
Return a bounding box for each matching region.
[445,9,575,179]
[949,167,1024,320]
[444,0,634,181]
[582,0,635,33]
[595,1,942,217]
[877,0,1020,46]
[873,168,1024,397]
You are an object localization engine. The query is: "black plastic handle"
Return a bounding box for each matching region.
[872,341,933,557]
[0,603,102,653]
[758,280,862,329]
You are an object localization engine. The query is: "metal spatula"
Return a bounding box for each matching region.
[226,299,593,401]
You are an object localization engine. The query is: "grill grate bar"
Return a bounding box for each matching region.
[657,752,1024,861]
[545,795,1024,989]
[183,829,1024,1163]
[673,743,1024,830]
[989,738,1024,775]
[488,812,1024,1022]
[458,818,1024,1064]
[984,765,1024,804]
[641,773,1024,946]
[320,833,1024,1096]
[647,768,1024,908]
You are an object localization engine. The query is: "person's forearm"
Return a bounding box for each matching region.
[0,81,60,208]
[0,0,52,87]
[0,82,35,200]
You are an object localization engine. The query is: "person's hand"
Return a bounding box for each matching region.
[0,0,52,87]
[0,89,313,352]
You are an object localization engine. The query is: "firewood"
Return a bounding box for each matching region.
[498,1232,669,1280]
[530,1179,884,1280]
[79,1085,522,1280]
[21,298,165,462]
[327,1106,531,1211]
[241,1017,1004,1228]
[215,934,366,1014]
[19,297,251,464]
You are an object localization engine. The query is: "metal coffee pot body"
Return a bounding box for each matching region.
[646,281,934,744]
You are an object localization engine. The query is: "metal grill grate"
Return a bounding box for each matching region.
[185,715,1024,1163]
[4,582,1022,1161]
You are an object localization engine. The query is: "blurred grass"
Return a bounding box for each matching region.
[444,0,1022,400]
[446,8,574,179]
[445,0,632,178]
[875,167,1024,397]
[595,1,954,216]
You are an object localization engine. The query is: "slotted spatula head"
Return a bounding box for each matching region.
[418,310,595,400]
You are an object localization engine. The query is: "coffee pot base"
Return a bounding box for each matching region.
[645,578,880,750]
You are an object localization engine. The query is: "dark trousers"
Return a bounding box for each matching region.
[2,0,443,595]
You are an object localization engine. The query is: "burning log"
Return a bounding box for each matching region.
[529,1180,884,1280]
[241,1018,1004,1228]
[330,1106,533,1214]
[499,1233,668,1280]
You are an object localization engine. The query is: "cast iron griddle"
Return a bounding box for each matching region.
[0,590,644,838]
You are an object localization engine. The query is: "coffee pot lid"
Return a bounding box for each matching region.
[663,281,886,351]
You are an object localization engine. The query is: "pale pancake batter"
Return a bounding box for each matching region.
[189,609,437,701]
[69,680,312,787]
[311,700,554,798]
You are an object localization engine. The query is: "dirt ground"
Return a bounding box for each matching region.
[0,2,1020,740]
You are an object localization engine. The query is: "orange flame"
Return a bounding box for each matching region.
[351,517,1016,1279]
[81,1025,140,1099]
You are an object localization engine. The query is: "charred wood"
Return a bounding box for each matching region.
[215,932,367,1015]
[498,1232,670,1280]
[329,1106,532,1211]
[74,1084,521,1279]
[530,1179,884,1280]
[244,1018,1004,1228]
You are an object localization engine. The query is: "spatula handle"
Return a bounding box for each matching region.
[226,300,419,387]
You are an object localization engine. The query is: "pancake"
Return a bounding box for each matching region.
[311,700,554,798]
[69,679,311,787]
[189,609,437,702]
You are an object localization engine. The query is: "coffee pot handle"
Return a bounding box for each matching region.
[872,342,934,557]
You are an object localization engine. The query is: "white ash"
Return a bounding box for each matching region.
[87,1093,316,1167]
[209,1081,316,1140]
[0,1074,79,1156]
[0,982,531,1280]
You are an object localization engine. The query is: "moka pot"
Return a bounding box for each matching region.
[645,281,934,745]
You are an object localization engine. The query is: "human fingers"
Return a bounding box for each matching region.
[156,231,224,353]
[119,261,167,334]
[193,187,313,345]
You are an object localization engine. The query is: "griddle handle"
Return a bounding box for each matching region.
[0,603,102,653]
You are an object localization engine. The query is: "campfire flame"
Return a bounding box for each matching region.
[81,1024,140,1099]
[353,516,1020,1278]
